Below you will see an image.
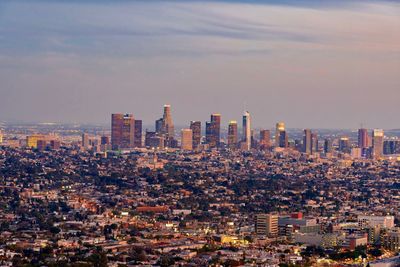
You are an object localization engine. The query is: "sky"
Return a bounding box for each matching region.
[0,0,399,129]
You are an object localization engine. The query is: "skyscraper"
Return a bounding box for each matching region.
[134,120,142,148]
[211,113,221,147]
[206,114,221,148]
[339,136,351,153]
[279,130,288,148]
[383,140,400,155]
[358,128,369,149]
[259,130,271,149]
[0,130,3,144]
[190,121,201,149]
[303,129,312,154]
[324,139,332,154]
[205,121,212,148]
[181,129,193,150]
[228,121,238,149]
[155,118,163,134]
[275,122,285,147]
[82,133,90,148]
[242,111,251,150]
[111,113,135,150]
[311,132,318,154]
[162,105,174,138]
[372,129,384,159]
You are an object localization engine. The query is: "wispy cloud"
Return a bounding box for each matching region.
[0,0,398,57]
[0,0,399,127]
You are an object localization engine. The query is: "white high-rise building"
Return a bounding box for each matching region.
[162,104,174,139]
[242,111,251,150]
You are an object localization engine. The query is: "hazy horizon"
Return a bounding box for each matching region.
[1,0,399,129]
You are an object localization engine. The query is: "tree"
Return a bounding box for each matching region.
[157,255,175,267]
[88,251,108,267]
[50,226,61,235]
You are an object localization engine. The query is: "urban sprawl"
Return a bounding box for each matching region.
[0,105,399,267]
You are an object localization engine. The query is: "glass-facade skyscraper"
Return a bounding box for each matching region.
[111,113,135,150]
[242,111,251,150]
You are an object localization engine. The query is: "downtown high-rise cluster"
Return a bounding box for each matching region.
[109,105,396,160]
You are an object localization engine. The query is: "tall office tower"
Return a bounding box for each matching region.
[339,136,351,153]
[251,130,258,149]
[255,213,278,237]
[211,113,221,148]
[206,114,221,148]
[383,140,391,155]
[372,129,384,159]
[155,118,163,134]
[190,121,201,149]
[294,139,303,151]
[275,122,285,147]
[324,139,332,153]
[162,105,174,138]
[82,133,90,148]
[279,130,288,148]
[367,135,373,147]
[228,121,238,149]
[242,111,251,150]
[111,113,135,150]
[0,130,3,144]
[311,132,318,153]
[303,129,312,154]
[134,120,142,148]
[259,129,271,149]
[205,121,212,147]
[358,128,369,149]
[181,129,193,150]
[383,140,400,155]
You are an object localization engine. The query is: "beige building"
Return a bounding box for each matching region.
[255,213,278,237]
[181,129,193,151]
[228,121,238,149]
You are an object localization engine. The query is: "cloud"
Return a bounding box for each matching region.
[0,0,399,128]
[1,0,398,57]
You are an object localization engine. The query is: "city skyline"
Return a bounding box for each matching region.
[1,102,400,131]
[1,1,400,265]
[0,0,399,128]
